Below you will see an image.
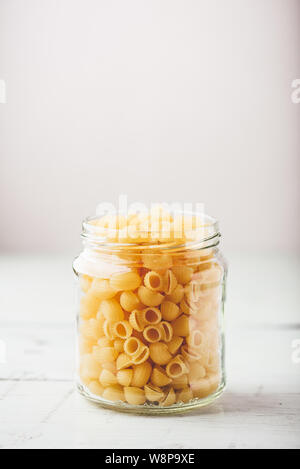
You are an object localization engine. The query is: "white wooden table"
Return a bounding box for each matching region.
[0,253,299,449]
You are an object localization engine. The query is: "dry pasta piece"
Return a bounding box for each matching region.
[80,354,102,380]
[80,274,93,293]
[151,366,172,387]
[171,266,193,285]
[171,315,190,337]
[208,372,221,392]
[116,368,133,387]
[186,330,206,349]
[92,345,117,363]
[97,337,114,347]
[129,309,145,332]
[79,292,101,319]
[176,387,193,403]
[120,291,140,312]
[149,342,172,365]
[114,338,125,353]
[190,378,211,398]
[101,361,116,372]
[103,384,125,402]
[181,344,202,362]
[138,286,164,307]
[159,321,173,342]
[166,355,188,379]
[103,320,116,340]
[143,325,162,343]
[87,380,104,397]
[144,384,164,402]
[206,351,220,374]
[116,353,132,370]
[167,336,183,355]
[124,387,146,405]
[162,270,178,295]
[160,387,176,407]
[142,252,173,271]
[142,307,162,325]
[124,337,143,356]
[113,320,133,339]
[180,297,198,316]
[99,369,118,387]
[80,318,104,341]
[131,344,150,365]
[172,374,189,390]
[131,362,152,387]
[144,271,164,291]
[192,265,222,286]
[188,362,206,383]
[79,337,96,355]
[161,301,180,321]
[110,271,142,291]
[99,299,124,323]
[165,284,184,304]
[90,278,117,300]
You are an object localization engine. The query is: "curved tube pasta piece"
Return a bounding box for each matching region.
[160,387,176,407]
[80,318,104,341]
[151,366,172,387]
[109,271,142,291]
[97,337,114,348]
[120,291,140,312]
[131,344,150,365]
[176,387,193,403]
[143,325,162,343]
[79,292,101,320]
[165,284,184,304]
[116,353,132,370]
[131,362,152,387]
[190,378,211,399]
[114,338,125,353]
[103,320,116,340]
[80,274,93,293]
[116,368,133,387]
[90,278,117,300]
[113,320,133,339]
[142,252,173,271]
[99,369,118,387]
[171,315,190,337]
[159,321,173,342]
[138,286,164,307]
[144,384,164,402]
[188,362,206,383]
[124,386,146,405]
[167,336,183,355]
[80,354,102,380]
[172,374,189,390]
[99,299,124,323]
[181,344,204,362]
[171,266,193,285]
[92,345,118,363]
[162,270,178,295]
[166,355,188,379]
[102,385,125,402]
[142,307,162,325]
[144,271,164,291]
[124,337,143,356]
[87,380,104,397]
[129,309,145,332]
[186,330,206,349]
[161,301,180,321]
[149,342,172,365]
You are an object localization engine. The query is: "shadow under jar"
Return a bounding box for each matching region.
[73,211,227,414]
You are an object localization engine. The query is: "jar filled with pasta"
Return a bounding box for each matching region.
[73,208,227,414]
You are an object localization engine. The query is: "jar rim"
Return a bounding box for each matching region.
[81,211,221,252]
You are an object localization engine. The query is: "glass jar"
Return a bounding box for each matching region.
[73,210,227,414]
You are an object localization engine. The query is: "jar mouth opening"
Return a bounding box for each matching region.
[81,211,220,252]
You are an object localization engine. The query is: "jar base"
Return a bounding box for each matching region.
[76,380,226,415]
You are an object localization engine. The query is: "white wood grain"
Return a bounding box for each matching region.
[0,254,299,449]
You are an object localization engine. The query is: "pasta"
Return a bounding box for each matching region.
[131,362,152,387]
[161,301,180,321]
[117,368,133,387]
[144,384,164,402]
[99,299,124,323]
[129,309,145,332]
[80,274,93,293]
[80,354,102,380]
[144,271,163,291]
[143,325,162,343]
[190,378,211,398]
[103,320,116,340]
[113,320,133,339]
[110,271,142,291]
[166,355,188,379]
[171,266,193,285]
[162,270,178,295]
[167,336,183,355]
[131,345,150,365]
[116,353,132,370]
[171,315,190,337]
[149,342,172,365]
[151,366,172,387]
[80,292,101,319]
[176,387,193,403]
[114,338,125,353]
[90,278,116,300]
[80,318,104,341]
[165,284,184,304]
[124,337,143,356]
[172,374,189,390]
[142,252,173,271]
[88,380,104,397]
[92,345,118,363]
[159,321,173,342]
[138,286,164,307]
[103,385,125,402]
[99,369,118,387]
[142,307,161,325]
[124,387,146,405]
[186,330,206,349]
[160,387,176,407]
[120,291,140,312]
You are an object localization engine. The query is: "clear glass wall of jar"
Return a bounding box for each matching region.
[73,211,227,414]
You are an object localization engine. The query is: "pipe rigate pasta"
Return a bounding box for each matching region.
[113,320,133,339]
[161,301,180,321]
[164,284,184,304]
[151,366,172,387]
[144,384,164,402]
[149,342,172,365]
[138,286,164,307]
[144,271,164,291]
[124,387,146,405]
[158,321,173,342]
[131,362,152,387]
[142,307,162,325]
[116,368,133,387]
[102,385,125,402]
[120,291,140,312]
[109,271,142,291]
[143,325,162,343]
